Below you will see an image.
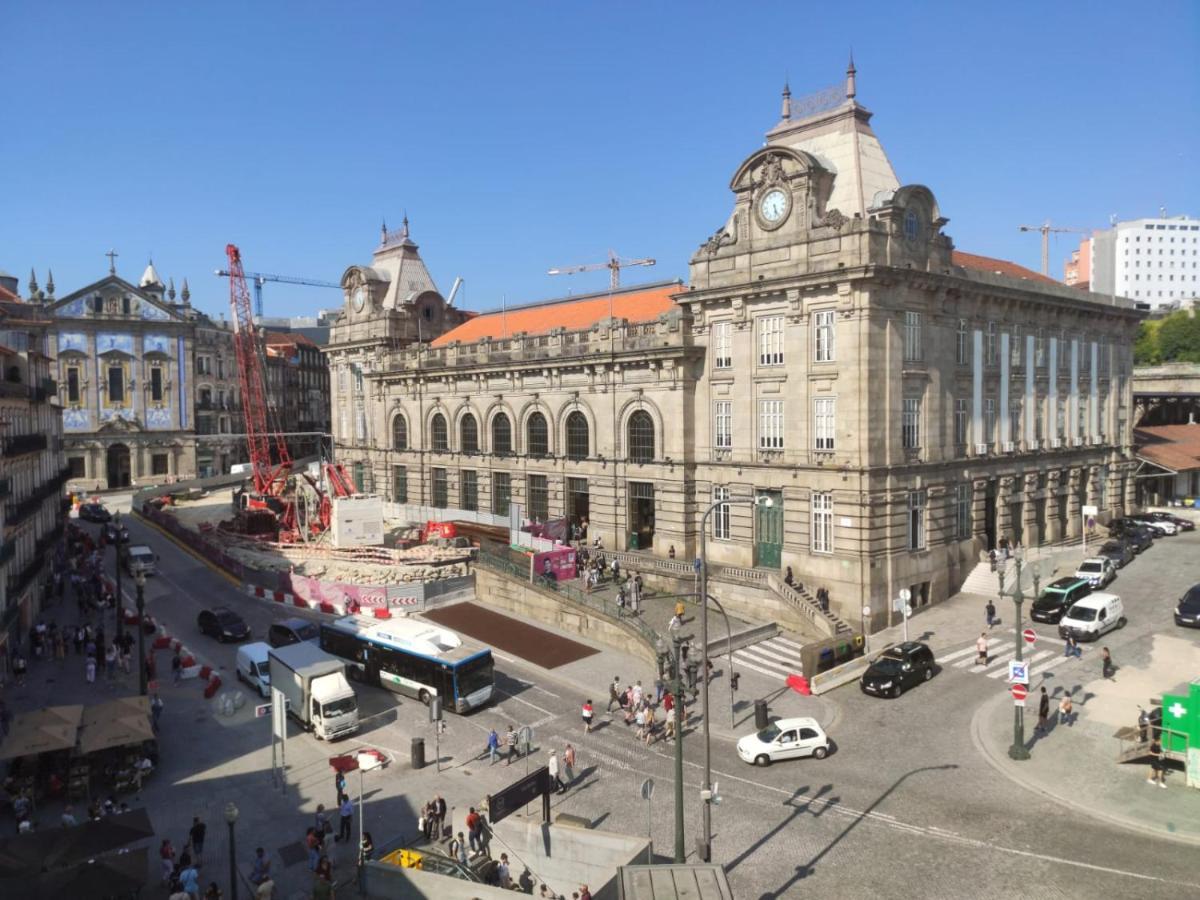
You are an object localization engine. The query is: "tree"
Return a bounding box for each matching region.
[1133,321,1161,366]
[1156,311,1200,363]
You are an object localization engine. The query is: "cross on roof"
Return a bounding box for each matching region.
[106,249,119,275]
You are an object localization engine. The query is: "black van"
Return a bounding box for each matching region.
[1030,577,1092,624]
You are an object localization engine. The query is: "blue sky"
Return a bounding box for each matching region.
[2,2,1197,319]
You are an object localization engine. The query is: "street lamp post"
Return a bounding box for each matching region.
[224,801,239,900]
[697,493,771,863]
[998,549,1031,761]
[135,570,147,696]
[113,521,124,644]
[669,636,685,863]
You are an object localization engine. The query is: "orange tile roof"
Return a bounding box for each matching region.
[953,250,1060,286]
[431,282,681,347]
[1135,425,1200,473]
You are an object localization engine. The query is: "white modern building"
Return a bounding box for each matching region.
[1089,214,1200,308]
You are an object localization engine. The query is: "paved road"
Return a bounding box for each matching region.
[76,506,1200,899]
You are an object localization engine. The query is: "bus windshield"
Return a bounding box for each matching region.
[456,655,494,699]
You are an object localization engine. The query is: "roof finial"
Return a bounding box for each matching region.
[168,276,177,301]
[46,268,55,298]
[28,268,38,296]
[381,218,388,242]
[401,212,410,240]
[781,78,792,120]
[181,278,191,304]
[846,51,857,100]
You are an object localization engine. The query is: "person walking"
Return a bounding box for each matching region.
[985,600,997,629]
[466,807,482,855]
[1101,646,1115,680]
[1147,738,1167,788]
[548,750,564,794]
[433,795,447,841]
[581,699,594,734]
[450,831,468,866]
[563,743,576,786]
[1138,707,1150,743]
[486,728,500,765]
[160,839,177,884]
[1063,633,1079,658]
[505,725,519,765]
[607,676,622,713]
[975,633,989,666]
[305,828,321,871]
[334,770,347,806]
[86,654,97,684]
[1035,687,1050,735]
[335,793,353,843]
[172,649,183,685]
[1058,693,1073,726]
[189,816,207,862]
[178,859,201,899]
[151,694,164,731]
[249,848,271,886]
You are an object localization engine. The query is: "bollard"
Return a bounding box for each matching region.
[411,737,426,770]
[754,698,768,730]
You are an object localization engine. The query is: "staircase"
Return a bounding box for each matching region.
[960,557,1014,597]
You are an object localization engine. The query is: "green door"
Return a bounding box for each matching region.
[754,490,784,569]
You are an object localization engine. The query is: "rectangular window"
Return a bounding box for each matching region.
[758,315,784,366]
[151,453,169,476]
[712,321,732,370]
[494,473,512,515]
[1036,397,1045,441]
[217,358,225,379]
[68,456,86,478]
[984,398,996,444]
[1035,329,1045,368]
[431,467,448,508]
[907,490,926,550]
[904,312,922,362]
[813,397,835,450]
[1010,327,1021,367]
[528,474,549,522]
[1056,399,1066,438]
[66,366,80,404]
[902,397,921,449]
[714,401,732,449]
[956,319,969,365]
[956,483,972,540]
[1058,331,1067,371]
[461,469,478,512]
[392,465,408,504]
[712,486,731,540]
[814,310,835,362]
[108,365,125,404]
[1010,401,1021,443]
[812,492,832,553]
[985,321,997,366]
[758,399,784,449]
[954,398,969,446]
[150,367,164,403]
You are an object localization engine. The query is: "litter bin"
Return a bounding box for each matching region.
[754,699,768,730]
[411,736,426,770]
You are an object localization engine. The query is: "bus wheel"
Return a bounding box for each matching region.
[419,690,431,706]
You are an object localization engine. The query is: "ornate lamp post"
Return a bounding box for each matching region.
[112,514,125,644]
[998,548,1031,761]
[224,802,239,900]
[135,569,147,696]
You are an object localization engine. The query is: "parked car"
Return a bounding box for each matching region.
[197,606,250,642]
[1146,511,1195,532]
[1074,557,1116,589]
[859,641,936,698]
[1096,540,1135,569]
[1175,584,1200,629]
[1108,523,1154,553]
[235,642,272,698]
[737,717,829,766]
[1058,592,1126,642]
[267,617,320,648]
[1030,577,1092,625]
[78,503,111,523]
[1129,514,1177,536]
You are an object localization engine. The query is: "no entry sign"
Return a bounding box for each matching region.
[1010,684,1028,705]
[1023,628,1037,644]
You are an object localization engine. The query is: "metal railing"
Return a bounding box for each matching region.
[2,433,48,456]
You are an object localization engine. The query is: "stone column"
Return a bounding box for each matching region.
[1066,468,1083,538]
[1022,474,1039,548]
[996,476,1014,546]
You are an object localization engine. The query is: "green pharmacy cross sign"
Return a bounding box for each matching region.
[1161,683,1200,788]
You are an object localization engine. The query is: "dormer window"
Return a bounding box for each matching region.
[904,210,921,241]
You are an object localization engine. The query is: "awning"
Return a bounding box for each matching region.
[0,808,154,878]
[0,705,84,760]
[77,697,153,755]
[0,846,148,898]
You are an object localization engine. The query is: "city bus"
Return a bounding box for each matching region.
[318,616,494,713]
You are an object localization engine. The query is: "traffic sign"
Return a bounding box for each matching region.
[255,703,271,719]
[1022,628,1037,645]
[640,778,655,801]
[1008,660,1029,684]
[1010,684,1028,706]
[862,605,872,618]
[899,588,912,602]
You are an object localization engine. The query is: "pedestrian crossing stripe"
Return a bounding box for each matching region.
[732,637,805,679]
[986,649,1053,678]
[742,643,803,667]
[945,639,1003,666]
[731,653,792,680]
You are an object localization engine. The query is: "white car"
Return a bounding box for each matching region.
[736,717,829,766]
[1139,518,1177,536]
[1074,557,1115,589]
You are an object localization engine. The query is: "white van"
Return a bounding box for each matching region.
[235,642,272,698]
[1057,592,1126,641]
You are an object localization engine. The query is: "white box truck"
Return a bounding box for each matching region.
[268,643,359,741]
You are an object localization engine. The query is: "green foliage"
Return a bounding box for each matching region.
[1134,312,1200,365]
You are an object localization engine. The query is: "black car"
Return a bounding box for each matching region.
[78,503,112,523]
[1109,523,1154,553]
[103,521,130,545]
[1147,511,1196,532]
[1096,539,1135,569]
[267,617,320,648]
[1030,577,1092,624]
[859,641,935,698]
[197,607,250,642]
[1175,584,1200,629]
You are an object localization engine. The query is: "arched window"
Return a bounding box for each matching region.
[392,414,408,450]
[430,413,448,451]
[627,410,655,462]
[527,412,549,457]
[566,411,589,460]
[460,413,478,453]
[491,413,512,455]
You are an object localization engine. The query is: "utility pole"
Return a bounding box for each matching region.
[671,636,685,863]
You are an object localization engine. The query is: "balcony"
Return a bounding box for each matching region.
[0,478,9,500]
[2,433,48,457]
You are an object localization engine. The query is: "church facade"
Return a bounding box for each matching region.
[325,68,1143,624]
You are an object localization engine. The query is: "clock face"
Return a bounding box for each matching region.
[352,288,365,312]
[760,189,789,223]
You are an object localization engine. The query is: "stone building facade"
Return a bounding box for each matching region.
[326,69,1142,624]
[193,313,246,478]
[1,276,67,659]
[265,331,329,461]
